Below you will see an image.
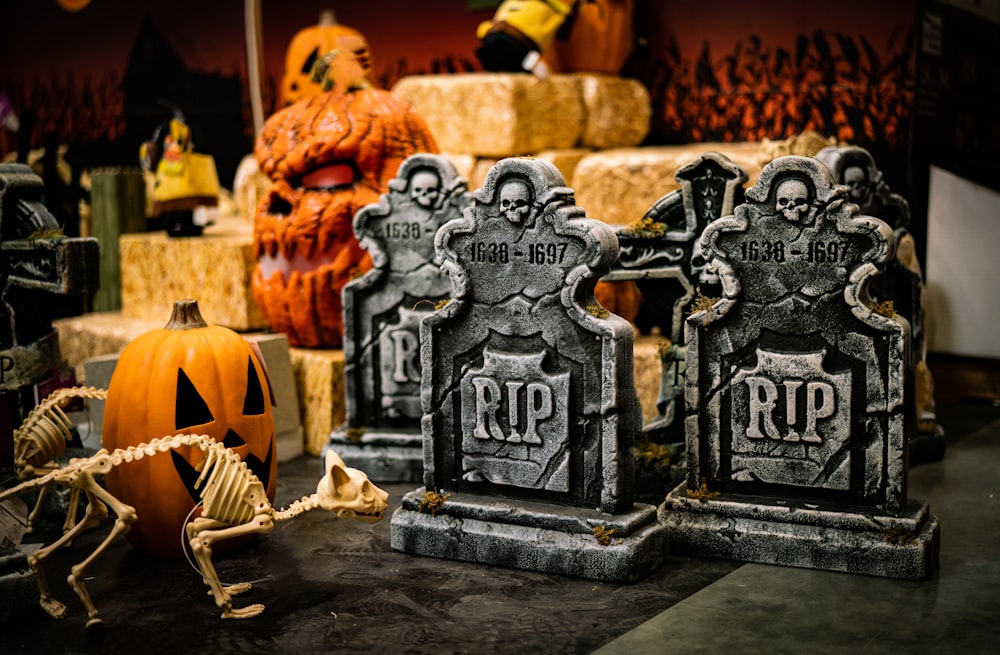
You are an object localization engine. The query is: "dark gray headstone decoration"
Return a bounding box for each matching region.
[0,163,98,608]
[0,163,99,477]
[326,154,472,481]
[659,155,940,580]
[390,157,668,582]
[815,145,944,464]
[607,153,748,446]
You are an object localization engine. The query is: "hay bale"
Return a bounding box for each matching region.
[571,143,764,225]
[392,73,584,157]
[577,74,651,149]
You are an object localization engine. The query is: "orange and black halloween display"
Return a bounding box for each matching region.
[541,0,634,75]
[281,10,372,106]
[252,87,438,348]
[101,299,277,558]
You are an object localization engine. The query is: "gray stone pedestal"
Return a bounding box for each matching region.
[392,488,667,582]
[660,483,940,580]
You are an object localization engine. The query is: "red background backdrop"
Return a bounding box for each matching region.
[0,0,921,218]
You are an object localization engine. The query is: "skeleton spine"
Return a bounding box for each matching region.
[273,495,321,521]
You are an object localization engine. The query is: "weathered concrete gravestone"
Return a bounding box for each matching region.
[815,145,945,463]
[0,163,99,468]
[390,157,668,582]
[0,163,99,619]
[326,155,472,481]
[606,153,748,440]
[659,155,940,579]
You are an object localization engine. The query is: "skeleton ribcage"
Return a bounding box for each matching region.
[196,442,260,525]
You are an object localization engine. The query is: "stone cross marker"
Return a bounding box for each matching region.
[390,158,667,582]
[326,154,472,481]
[607,152,748,343]
[659,155,940,580]
[815,145,944,463]
[605,153,748,440]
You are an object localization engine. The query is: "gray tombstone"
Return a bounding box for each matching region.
[390,158,668,582]
[659,155,940,580]
[0,163,99,476]
[326,154,472,481]
[606,153,748,442]
[0,163,99,616]
[815,145,944,463]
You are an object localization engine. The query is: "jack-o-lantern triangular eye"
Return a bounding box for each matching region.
[301,47,319,74]
[243,357,265,416]
[176,368,214,429]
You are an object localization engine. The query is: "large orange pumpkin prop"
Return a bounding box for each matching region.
[102,300,277,558]
[281,10,372,107]
[253,87,438,348]
[541,0,634,75]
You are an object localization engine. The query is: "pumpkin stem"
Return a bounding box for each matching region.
[165,299,209,330]
[318,9,337,26]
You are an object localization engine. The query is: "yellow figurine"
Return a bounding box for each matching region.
[139,113,221,237]
[475,0,581,76]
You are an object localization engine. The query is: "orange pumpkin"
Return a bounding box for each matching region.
[541,0,634,75]
[595,279,642,323]
[102,299,277,558]
[56,0,91,11]
[253,87,438,348]
[281,10,372,106]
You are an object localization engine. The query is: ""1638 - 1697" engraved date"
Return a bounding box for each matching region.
[739,239,850,264]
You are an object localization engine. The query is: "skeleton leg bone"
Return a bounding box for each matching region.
[187,515,275,619]
[62,486,84,534]
[26,482,110,620]
[185,517,253,596]
[25,482,51,534]
[63,476,137,628]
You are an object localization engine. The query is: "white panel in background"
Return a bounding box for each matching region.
[925,166,1000,358]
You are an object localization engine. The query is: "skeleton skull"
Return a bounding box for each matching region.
[410,170,441,209]
[689,237,719,285]
[499,179,532,224]
[775,178,811,222]
[843,165,872,207]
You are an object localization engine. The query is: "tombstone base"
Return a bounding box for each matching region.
[390,488,668,583]
[324,431,423,482]
[0,549,37,622]
[659,482,940,580]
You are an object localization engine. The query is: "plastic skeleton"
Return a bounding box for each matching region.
[11,386,108,534]
[0,433,388,627]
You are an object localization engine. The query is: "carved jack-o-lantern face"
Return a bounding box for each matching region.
[282,11,372,106]
[102,300,276,558]
[252,87,438,348]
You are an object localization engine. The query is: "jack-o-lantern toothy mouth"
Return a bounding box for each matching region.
[300,163,357,191]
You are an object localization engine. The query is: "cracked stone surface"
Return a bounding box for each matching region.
[327,155,472,481]
[391,157,666,581]
[661,155,939,579]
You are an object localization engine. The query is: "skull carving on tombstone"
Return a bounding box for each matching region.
[689,237,719,286]
[499,179,532,224]
[775,178,812,223]
[410,169,442,209]
[843,165,872,208]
